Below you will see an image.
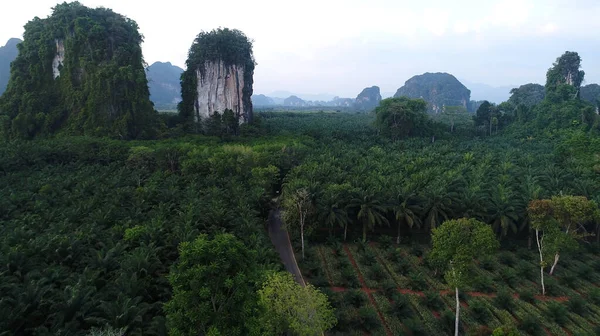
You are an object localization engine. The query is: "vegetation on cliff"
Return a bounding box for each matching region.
[0,2,157,139]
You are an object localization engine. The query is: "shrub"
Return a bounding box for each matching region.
[410,243,424,257]
[422,290,443,310]
[589,288,600,305]
[390,293,412,318]
[493,290,514,310]
[369,264,386,281]
[360,250,377,264]
[345,289,367,308]
[574,263,593,278]
[544,277,562,296]
[333,306,353,332]
[395,258,410,274]
[382,279,397,298]
[518,289,536,303]
[472,275,494,293]
[378,235,394,249]
[591,259,600,272]
[567,295,587,315]
[408,272,428,291]
[403,318,426,336]
[312,274,329,288]
[544,301,568,326]
[515,260,534,280]
[480,256,496,271]
[357,306,380,331]
[469,299,491,323]
[440,309,458,334]
[558,271,577,288]
[468,325,493,336]
[518,314,541,335]
[498,252,516,267]
[492,325,520,336]
[498,267,518,288]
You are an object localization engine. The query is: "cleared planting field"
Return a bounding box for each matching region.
[297,240,600,336]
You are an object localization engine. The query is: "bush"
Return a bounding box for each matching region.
[591,259,600,272]
[574,263,593,278]
[468,325,493,336]
[378,235,394,249]
[368,264,386,281]
[498,267,518,288]
[311,274,330,288]
[472,275,494,293]
[382,279,397,298]
[518,314,542,335]
[493,290,514,310]
[492,325,519,336]
[590,288,600,305]
[410,243,424,257]
[422,290,443,310]
[469,298,491,323]
[408,272,428,291]
[440,309,458,334]
[390,293,412,318]
[544,301,568,326]
[333,306,353,332]
[558,271,577,288]
[480,256,496,271]
[395,258,410,274]
[360,250,377,264]
[567,295,587,315]
[345,289,367,308]
[357,306,380,331]
[498,252,516,267]
[544,277,562,296]
[518,289,536,303]
[515,260,534,280]
[403,318,426,336]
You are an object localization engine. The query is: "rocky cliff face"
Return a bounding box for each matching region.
[52,39,65,79]
[394,73,470,113]
[354,86,381,111]
[195,60,248,122]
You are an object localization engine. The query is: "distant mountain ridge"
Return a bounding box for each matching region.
[146,61,184,110]
[0,38,22,95]
[253,86,381,111]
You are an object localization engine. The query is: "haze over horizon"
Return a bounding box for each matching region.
[2,0,599,98]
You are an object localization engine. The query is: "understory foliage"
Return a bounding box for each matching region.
[0,2,157,139]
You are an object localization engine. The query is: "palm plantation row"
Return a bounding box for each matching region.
[280,134,600,246]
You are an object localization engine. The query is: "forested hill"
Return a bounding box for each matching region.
[394,72,471,113]
[0,38,21,96]
[146,61,184,110]
[0,2,157,140]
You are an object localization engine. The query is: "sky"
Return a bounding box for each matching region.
[2,0,600,97]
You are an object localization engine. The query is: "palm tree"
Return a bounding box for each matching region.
[391,188,422,244]
[487,185,521,238]
[320,197,350,241]
[422,184,456,232]
[350,190,389,242]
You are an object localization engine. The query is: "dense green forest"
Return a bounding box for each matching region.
[1,3,600,333]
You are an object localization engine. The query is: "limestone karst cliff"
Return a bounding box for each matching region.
[354,86,382,111]
[179,28,255,128]
[394,73,471,113]
[0,2,156,139]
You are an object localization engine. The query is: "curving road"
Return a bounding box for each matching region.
[268,209,306,287]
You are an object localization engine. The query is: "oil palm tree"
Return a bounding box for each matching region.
[350,189,389,242]
[392,188,422,244]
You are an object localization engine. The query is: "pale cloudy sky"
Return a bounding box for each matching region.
[1,0,600,97]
